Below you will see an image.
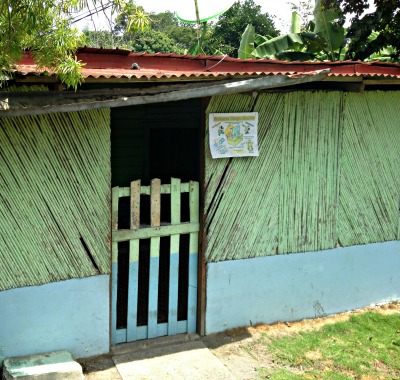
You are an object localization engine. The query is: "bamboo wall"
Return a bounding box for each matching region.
[205,91,400,262]
[0,109,111,290]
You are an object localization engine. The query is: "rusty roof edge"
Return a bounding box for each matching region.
[1,70,329,118]
[75,48,400,68]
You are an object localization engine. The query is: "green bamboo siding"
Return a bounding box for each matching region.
[205,91,400,262]
[279,92,341,254]
[0,109,111,290]
[338,92,400,245]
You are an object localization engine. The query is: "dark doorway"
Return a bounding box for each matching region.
[111,99,202,333]
[111,99,201,188]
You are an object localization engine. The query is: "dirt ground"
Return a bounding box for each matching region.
[79,301,400,379]
[201,301,400,379]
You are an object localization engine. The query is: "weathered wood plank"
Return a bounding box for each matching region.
[171,178,181,224]
[1,71,330,118]
[119,183,190,197]
[130,180,141,229]
[113,223,200,241]
[189,181,199,223]
[112,187,120,232]
[151,179,161,228]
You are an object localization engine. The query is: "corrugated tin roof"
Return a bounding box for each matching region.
[15,47,400,81]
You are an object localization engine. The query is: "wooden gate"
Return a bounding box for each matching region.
[111,178,199,344]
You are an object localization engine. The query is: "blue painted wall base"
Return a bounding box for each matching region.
[206,241,400,334]
[0,275,110,363]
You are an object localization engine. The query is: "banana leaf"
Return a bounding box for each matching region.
[313,0,345,55]
[291,11,301,34]
[252,33,304,59]
[254,34,269,45]
[238,25,255,59]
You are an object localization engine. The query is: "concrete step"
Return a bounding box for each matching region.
[113,339,234,380]
[111,333,200,356]
[2,351,83,380]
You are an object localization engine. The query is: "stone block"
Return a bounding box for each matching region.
[2,351,83,380]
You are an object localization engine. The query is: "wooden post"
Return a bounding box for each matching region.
[188,181,199,333]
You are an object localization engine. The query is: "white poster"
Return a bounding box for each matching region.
[209,112,259,158]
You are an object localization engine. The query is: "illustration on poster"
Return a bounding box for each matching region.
[209,113,259,158]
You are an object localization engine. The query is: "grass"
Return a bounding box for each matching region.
[257,312,400,379]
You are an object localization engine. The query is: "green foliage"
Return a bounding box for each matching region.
[313,0,346,60]
[238,0,348,62]
[364,32,398,62]
[0,0,85,88]
[265,312,400,379]
[83,0,277,57]
[0,0,150,89]
[238,0,400,63]
[130,29,180,54]
[209,0,279,57]
[344,0,400,61]
[114,3,149,35]
[108,9,197,54]
[149,12,197,53]
[83,29,117,49]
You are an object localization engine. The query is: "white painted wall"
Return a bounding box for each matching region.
[0,275,110,362]
[206,241,400,334]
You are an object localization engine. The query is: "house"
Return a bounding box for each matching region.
[0,47,399,361]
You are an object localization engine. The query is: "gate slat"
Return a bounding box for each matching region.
[148,179,161,339]
[126,239,139,342]
[188,181,199,333]
[148,236,160,339]
[130,180,141,229]
[168,178,181,335]
[127,181,141,341]
[151,179,161,228]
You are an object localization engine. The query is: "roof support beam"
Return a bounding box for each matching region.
[0,70,329,118]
